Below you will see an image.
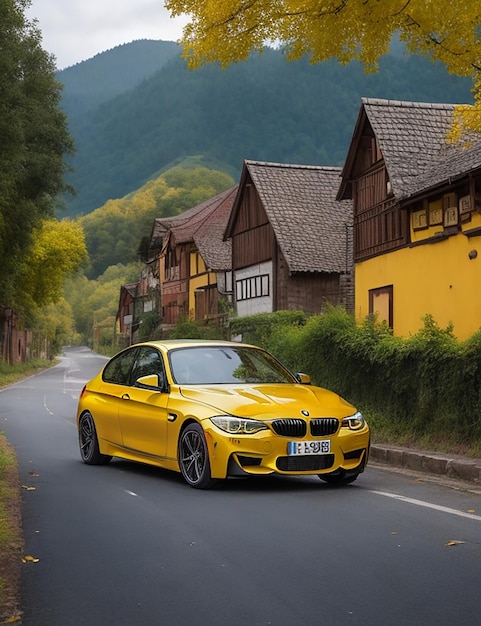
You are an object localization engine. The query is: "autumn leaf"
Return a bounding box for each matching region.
[21,555,40,563]
[21,485,36,491]
[2,615,22,623]
[444,540,466,547]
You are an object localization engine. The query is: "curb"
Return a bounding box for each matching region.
[369,444,481,484]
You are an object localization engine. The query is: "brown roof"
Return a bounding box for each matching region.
[339,98,481,201]
[228,160,352,273]
[160,186,237,272]
[194,187,237,271]
[403,138,481,200]
[148,193,225,252]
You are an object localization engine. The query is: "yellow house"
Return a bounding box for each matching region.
[152,186,237,326]
[338,98,481,340]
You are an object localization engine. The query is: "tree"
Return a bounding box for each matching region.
[30,297,78,357]
[79,166,234,278]
[16,219,88,320]
[0,0,74,307]
[166,0,481,130]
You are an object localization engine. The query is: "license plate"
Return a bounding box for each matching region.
[287,440,331,455]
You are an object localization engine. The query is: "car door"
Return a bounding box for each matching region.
[92,346,139,446]
[118,346,170,459]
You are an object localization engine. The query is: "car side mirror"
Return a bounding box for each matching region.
[135,374,168,392]
[296,373,311,384]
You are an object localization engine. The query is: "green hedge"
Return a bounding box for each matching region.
[229,308,481,449]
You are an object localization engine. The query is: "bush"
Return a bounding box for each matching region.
[228,308,481,451]
[167,317,226,340]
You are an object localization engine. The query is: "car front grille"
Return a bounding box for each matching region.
[270,418,339,437]
[276,454,335,472]
[310,418,339,436]
[271,419,307,437]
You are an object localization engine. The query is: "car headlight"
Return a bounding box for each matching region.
[341,411,365,431]
[210,416,269,434]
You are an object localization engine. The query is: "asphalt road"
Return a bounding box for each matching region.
[1,347,481,625]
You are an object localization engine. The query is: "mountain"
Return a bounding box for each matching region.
[58,39,180,114]
[57,40,474,218]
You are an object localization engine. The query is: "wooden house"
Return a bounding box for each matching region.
[224,160,353,317]
[116,282,139,344]
[158,186,237,326]
[337,98,481,339]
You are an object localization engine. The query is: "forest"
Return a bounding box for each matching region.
[57,39,473,218]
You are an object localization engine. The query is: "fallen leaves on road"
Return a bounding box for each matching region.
[444,540,466,547]
[2,615,22,623]
[2,615,21,623]
[21,555,39,564]
[21,485,36,491]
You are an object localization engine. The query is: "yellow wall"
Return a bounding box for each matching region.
[189,252,214,316]
[355,209,481,340]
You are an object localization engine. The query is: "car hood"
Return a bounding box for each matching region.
[179,383,356,419]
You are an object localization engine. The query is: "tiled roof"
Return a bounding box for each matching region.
[167,186,236,246]
[121,282,139,298]
[149,192,224,251]
[243,161,352,273]
[359,98,481,199]
[404,138,481,199]
[362,98,459,198]
[194,186,237,270]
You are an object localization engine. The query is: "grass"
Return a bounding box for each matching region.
[0,434,22,622]
[0,358,56,389]
[366,409,481,458]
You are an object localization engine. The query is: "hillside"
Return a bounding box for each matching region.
[57,41,473,218]
[58,40,180,114]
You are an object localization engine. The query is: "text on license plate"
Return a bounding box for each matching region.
[287,440,331,455]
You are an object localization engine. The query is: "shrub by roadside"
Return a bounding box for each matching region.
[229,308,481,457]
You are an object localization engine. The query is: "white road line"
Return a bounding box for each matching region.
[43,395,54,415]
[369,489,481,522]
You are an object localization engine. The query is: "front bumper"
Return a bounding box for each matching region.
[203,423,370,479]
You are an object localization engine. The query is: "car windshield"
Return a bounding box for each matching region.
[169,346,296,385]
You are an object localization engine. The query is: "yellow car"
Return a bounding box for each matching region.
[77,339,370,489]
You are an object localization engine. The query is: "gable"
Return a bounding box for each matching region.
[228,160,352,274]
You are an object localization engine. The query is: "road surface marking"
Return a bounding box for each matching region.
[369,489,481,521]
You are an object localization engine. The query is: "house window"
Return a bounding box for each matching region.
[369,285,393,328]
[236,274,269,301]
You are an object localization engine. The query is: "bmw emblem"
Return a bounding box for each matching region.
[301,410,310,416]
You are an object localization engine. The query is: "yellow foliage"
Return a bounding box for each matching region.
[18,219,88,312]
[166,0,481,112]
[448,72,481,141]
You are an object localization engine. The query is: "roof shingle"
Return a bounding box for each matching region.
[242,161,352,273]
[359,98,481,200]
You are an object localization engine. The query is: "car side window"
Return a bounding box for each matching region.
[102,348,138,385]
[130,347,166,388]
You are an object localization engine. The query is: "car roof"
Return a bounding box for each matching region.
[135,339,257,351]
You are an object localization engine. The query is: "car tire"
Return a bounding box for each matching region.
[78,412,112,465]
[178,423,218,489]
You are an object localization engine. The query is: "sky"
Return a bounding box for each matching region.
[25,1,189,70]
